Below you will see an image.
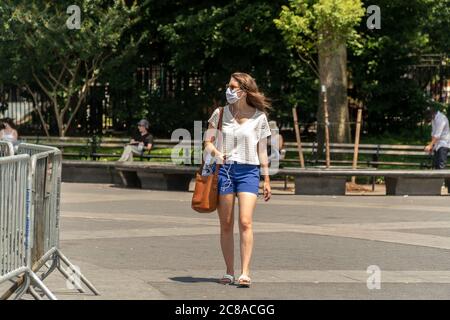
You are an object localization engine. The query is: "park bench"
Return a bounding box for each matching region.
[21,136,178,161]
[279,167,450,196]
[61,159,196,188]
[281,142,433,168]
[279,142,439,190]
[60,158,450,196]
[62,160,120,184]
[115,161,196,191]
[30,136,450,196]
[23,137,436,169]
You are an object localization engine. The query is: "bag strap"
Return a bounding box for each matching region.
[213,107,225,174]
[214,106,224,148]
[217,106,224,131]
[198,107,224,175]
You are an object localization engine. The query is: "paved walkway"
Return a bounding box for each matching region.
[9,183,450,299]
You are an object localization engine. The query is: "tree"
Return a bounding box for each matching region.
[153,0,318,132]
[0,0,138,136]
[424,0,450,54]
[274,0,365,146]
[349,0,440,137]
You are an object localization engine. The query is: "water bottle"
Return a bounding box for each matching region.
[201,152,215,176]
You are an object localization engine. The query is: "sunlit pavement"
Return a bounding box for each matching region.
[15,182,450,299]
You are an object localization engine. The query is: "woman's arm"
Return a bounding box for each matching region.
[204,122,223,160]
[257,138,270,176]
[257,138,271,201]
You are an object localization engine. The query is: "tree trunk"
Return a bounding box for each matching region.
[58,115,65,137]
[24,85,50,137]
[316,39,351,159]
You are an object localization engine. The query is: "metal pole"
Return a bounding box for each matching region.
[351,104,363,184]
[292,105,305,168]
[322,85,331,168]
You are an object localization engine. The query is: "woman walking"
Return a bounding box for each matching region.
[204,72,272,288]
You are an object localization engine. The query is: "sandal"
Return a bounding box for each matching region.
[237,274,251,288]
[219,274,235,285]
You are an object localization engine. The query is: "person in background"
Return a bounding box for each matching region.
[118,119,153,162]
[267,120,285,164]
[424,105,450,169]
[0,118,19,151]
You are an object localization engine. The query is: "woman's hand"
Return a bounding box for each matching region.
[263,179,271,201]
[213,150,225,163]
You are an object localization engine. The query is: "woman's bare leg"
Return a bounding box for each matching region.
[237,192,257,277]
[217,193,236,275]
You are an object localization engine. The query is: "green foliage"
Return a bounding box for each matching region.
[0,0,448,140]
[424,0,450,53]
[274,0,364,71]
[152,0,318,127]
[0,0,139,136]
[274,0,365,145]
[99,0,450,139]
[348,0,445,134]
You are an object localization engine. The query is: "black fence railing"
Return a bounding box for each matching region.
[1,57,448,138]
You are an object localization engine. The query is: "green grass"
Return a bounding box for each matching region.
[61,147,174,162]
[359,130,430,145]
[282,150,432,170]
[60,143,433,170]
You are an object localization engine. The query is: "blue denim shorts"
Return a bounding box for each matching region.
[212,161,260,195]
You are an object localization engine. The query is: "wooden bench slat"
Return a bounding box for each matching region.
[23,136,442,169]
[280,168,450,178]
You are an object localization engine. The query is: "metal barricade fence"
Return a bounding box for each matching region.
[0,154,55,300]
[17,144,62,264]
[0,141,14,157]
[1,143,99,300]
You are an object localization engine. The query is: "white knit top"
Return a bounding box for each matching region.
[207,105,271,165]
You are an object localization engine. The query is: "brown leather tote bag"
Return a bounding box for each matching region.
[191,107,224,213]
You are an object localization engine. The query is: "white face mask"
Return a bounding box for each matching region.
[226,87,242,104]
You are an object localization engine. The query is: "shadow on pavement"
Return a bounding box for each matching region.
[169,276,220,284]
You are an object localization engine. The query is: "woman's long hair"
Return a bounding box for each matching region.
[231,72,271,114]
[0,118,17,130]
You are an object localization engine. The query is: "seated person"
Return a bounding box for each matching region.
[267,120,285,164]
[118,119,153,161]
[0,118,19,152]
